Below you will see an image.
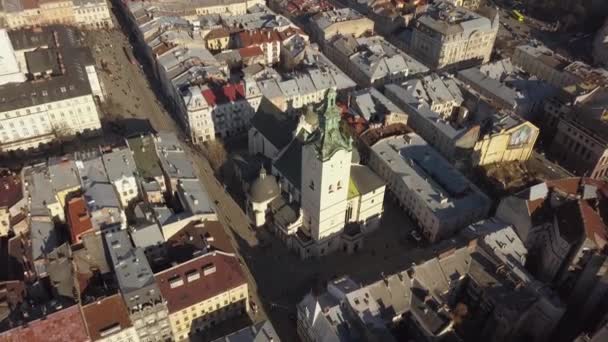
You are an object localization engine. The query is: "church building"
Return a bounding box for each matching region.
[247,88,386,258]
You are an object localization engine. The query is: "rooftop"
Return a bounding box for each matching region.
[177,179,214,216]
[0,173,23,209]
[313,7,366,31]
[81,294,133,341]
[212,320,281,342]
[416,0,497,37]
[371,133,489,216]
[105,230,158,304]
[155,251,246,313]
[66,196,93,244]
[102,148,138,183]
[0,305,89,342]
[128,135,164,180]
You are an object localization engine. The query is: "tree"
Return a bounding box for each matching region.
[201,139,228,174]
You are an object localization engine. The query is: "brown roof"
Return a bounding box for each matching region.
[580,200,608,249]
[167,220,234,256]
[238,46,264,59]
[205,28,230,40]
[20,0,39,10]
[238,29,281,47]
[155,252,246,313]
[0,305,90,342]
[0,175,23,210]
[67,197,93,244]
[82,294,133,341]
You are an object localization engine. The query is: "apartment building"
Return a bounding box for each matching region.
[0,27,102,151]
[385,75,538,166]
[369,133,490,242]
[324,34,428,87]
[82,294,141,342]
[410,1,498,70]
[102,147,140,207]
[513,44,608,90]
[457,58,558,120]
[2,0,112,29]
[184,82,262,142]
[236,29,282,65]
[545,88,608,179]
[105,230,173,342]
[154,221,248,341]
[310,8,374,43]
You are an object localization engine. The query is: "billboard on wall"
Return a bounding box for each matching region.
[508,125,533,148]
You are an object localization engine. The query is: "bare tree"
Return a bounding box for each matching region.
[201,139,228,173]
[52,123,73,143]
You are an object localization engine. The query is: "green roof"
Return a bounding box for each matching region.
[127,135,163,180]
[348,177,360,199]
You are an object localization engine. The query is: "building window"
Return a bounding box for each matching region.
[309,181,314,190]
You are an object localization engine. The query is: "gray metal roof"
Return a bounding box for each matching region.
[384,83,465,140]
[251,98,298,151]
[48,157,81,192]
[105,230,159,302]
[131,223,165,250]
[31,219,60,261]
[350,87,402,121]
[177,179,214,216]
[349,165,384,195]
[313,8,366,31]
[102,148,138,183]
[155,133,196,180]
[212,320,281,342]
[371,134,489,218]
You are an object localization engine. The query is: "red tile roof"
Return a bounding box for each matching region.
[524,177,608,247]
[155,252,246,313]
[0,174,23,209]
[202,83,246,107]
[67,197,93,244]
[0,305,90,342]
[238,46,264,59]
[82,294,133,341]
[238,29,281,47]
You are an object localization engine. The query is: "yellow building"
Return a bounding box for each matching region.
[155,222,249,341]
[195,1,247,15]
[40,0,75,25]
[473,118,538,166]
[205,28,231,52]
[4,0,112,29]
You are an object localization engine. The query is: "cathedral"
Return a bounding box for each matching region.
[247,88,386,258]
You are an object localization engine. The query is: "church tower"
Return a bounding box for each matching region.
[300,89,353,251]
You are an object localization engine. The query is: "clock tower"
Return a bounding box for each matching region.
[300,89,353,252]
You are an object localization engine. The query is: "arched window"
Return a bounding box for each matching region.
[337,181,342,190]
[329,185,333,193]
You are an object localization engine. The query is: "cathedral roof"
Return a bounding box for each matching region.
[274,133,304,190]
[250,98,298,151]
[250,168,280,203]
[305,88,352,161]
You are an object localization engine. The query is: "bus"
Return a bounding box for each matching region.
[511,10,524,22]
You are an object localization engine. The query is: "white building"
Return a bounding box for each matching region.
[0,28,102,151]
[410,1,498,69]
[73,0,113,29]
[102,147,140,207]
[369,133,490,242]
[247,89,386,258]
[184,81,262,142]
[0,29,26,85]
